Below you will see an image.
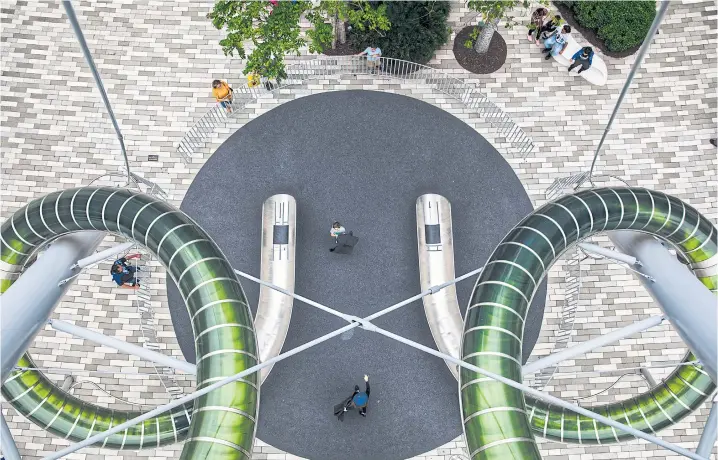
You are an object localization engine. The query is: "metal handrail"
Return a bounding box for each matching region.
[177,55,534,163]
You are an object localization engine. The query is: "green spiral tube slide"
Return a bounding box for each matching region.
[0,187,258,458]
[461,187,717,459]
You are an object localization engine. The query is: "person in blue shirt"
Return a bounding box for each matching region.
[568,46,594,74]
[111,253,141,290]
[334,375,371,421]
[358,46,382,73]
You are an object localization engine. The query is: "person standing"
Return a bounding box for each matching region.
[212,79,234,114]
[568,46,594,74]
[111,254,141,290]
[527,8,548,44]
[334,375,371,421]
[542,24,571,60]
[358,46,382,73]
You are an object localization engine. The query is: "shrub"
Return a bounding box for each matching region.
[557,1,656,52]
[348,1,451,65]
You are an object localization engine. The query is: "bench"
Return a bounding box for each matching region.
[552,35,608,86]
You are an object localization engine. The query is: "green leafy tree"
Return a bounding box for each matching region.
[466,0,545,54]
[209,1,390,81]
[308,1,391,50]
[209,1,310,80]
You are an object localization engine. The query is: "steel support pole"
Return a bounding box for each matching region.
[44,267,485,458]
[522,315,664,375]
[234,266,483,324]
[71,241,135,269]
[578,242,640,266]
[640,367,658,387]
[367,324,708,460]
[62,1,132,185]
[610,231,717,382]
[1,232,104,383]
[1,411,21,460]
[49,319,195,374]
[583,1,669,184]
[697,399,718,458]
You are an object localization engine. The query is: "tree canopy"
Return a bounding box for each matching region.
[209,1,389,80]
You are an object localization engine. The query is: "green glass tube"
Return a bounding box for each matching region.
[0,187,258,459]
[461,187,717,459]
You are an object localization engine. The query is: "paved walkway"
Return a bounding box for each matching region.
[1,1,716,459]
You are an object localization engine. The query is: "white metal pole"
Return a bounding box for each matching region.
[1,232,105,383]
[611,231,718,382]
[49,319,196,374]
[522,315,664,375]
[234,266,483,323]
[1,412,21,460]
[42,321,359,460]
[42,265,485,458]
[578,242,640,266]
[62,1,132,185]
[697,398,718,458]
[584,0,670,184]
[235,269,355,322]
[364,267,484,322]
[639,367,658,387]
[369,325,708,460]
[71,241,136,269]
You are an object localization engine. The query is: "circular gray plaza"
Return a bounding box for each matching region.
[166,90,546,460]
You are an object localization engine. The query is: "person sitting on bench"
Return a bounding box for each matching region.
[568,46,595,74]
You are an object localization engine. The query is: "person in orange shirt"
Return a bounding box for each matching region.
[212,79,233,113]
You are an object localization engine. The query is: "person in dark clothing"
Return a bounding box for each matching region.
[527,8,549,44]
[568,46,595,74]
[538,14,563,41]
[330,231,359,254]
[334,375,371,421]
[111,254,141,290]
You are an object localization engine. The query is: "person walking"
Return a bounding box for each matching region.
[568,46,595,74]
[330,221,346,242]
[358,46,382,74]
[334,375,371,421]
[111,254,141,290]
[527,7,549,45]
[212,79,234,114]
[542,24,571,60]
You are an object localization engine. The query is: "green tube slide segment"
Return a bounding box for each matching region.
[460,187,717,459]
[0,187,259,459]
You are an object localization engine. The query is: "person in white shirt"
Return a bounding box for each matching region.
[330,221,346,241]
[358,46,382,73]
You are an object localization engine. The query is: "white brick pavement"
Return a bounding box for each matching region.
[1,1,716,459]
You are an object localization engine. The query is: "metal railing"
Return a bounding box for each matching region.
[177,56,535,163]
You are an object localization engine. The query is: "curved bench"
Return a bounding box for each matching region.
[552,35,608,86]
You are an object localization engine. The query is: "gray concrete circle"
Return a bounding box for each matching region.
[166,90,546,460]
